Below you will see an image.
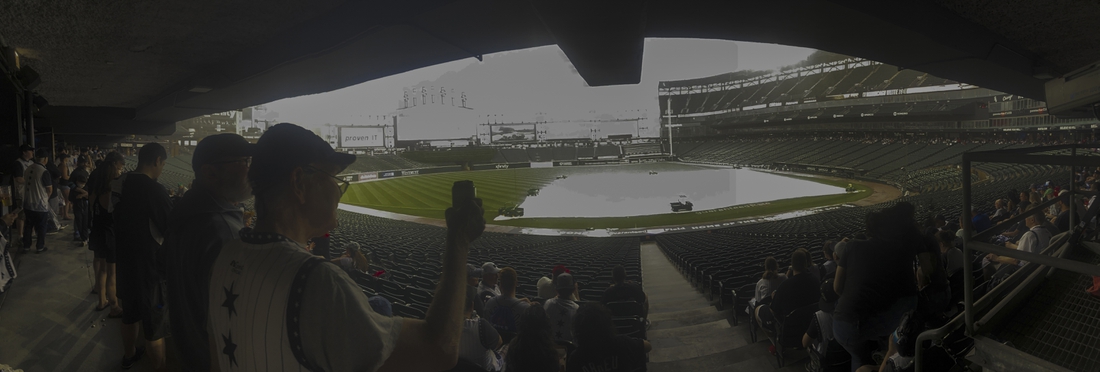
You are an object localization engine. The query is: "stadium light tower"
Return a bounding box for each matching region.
[666,97,681,157]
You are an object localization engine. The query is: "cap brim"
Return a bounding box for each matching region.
[231,143,257,157]
[326,152,356,170]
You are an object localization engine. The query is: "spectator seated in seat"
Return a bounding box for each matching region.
[821,240,838,279]
[459,286,503,371]
[985,211,1051,282]
[332,242,393,316]
[601,265,648,320]
[504,305,564,372]
[567,303,651,372]
[537,265,578,301]
[331,242,370,273]
[544,273,579,344]
[748,256,787,315]
[480,262,502,299]
[484,267,532,336]
[755,248,820,337]
[803,278,848,372]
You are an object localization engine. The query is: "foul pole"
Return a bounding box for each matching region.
[666,97,681,157]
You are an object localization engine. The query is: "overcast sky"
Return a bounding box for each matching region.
[263,39,816,140]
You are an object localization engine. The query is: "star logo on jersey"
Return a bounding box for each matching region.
[223,282,239,319]
[222,331,239,368]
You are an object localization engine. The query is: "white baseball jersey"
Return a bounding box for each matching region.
[22,163,51,212]
[208,230,402,372]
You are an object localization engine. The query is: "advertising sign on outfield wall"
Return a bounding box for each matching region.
[359,173,378,180]
[472,163,531,171]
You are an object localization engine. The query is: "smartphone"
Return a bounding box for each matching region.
[452,180,476,208]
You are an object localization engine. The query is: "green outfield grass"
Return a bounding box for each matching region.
[341,163,873,229]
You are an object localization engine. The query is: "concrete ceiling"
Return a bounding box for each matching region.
[2,0,1097,137]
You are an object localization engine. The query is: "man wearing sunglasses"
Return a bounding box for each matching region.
[164,133,254,372]
[206,123,485,372]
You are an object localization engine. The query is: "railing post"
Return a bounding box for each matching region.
[1070,146,1077,230]
[961,152,975,336]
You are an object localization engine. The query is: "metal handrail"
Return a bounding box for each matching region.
[913,232,1071,372]
[962,144,1100,340]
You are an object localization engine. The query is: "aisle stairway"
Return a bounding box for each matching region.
[642,241,807,371]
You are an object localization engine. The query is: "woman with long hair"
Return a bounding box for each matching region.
[88,151,125,315]
[567,303,650,372]
[753,256,787,305]
[505,305,562,372]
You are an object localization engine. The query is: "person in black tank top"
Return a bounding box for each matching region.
[88,152,125,316]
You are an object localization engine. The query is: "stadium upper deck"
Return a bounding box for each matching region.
[657,55,1014,129]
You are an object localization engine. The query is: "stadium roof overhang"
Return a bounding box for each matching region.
[3,0,1097,139]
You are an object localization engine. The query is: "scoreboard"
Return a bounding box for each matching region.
[338,126,388,148]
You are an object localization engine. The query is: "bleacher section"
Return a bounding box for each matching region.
[676,138,1069,193]
[657,166,1063,316]
[486,145,622,163]
[551,146,578,161]
[623,143,662,156]
[343,154,429,173]
[526,147,555,162]
[652,55,1028,131]
[499,148,530,163]
[595,145,622,158]
[660,58,966,117]
[330,211,641,317]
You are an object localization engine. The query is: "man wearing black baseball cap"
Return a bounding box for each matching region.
[206,123,485,371]
[163,133,254,372]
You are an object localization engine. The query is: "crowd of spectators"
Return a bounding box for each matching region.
[0,124,653,372]
[737,172,1080,372]
[8,126,1087,372]
[677,131,1086,149]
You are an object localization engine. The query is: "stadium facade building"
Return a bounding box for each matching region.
[657,55,1100,138]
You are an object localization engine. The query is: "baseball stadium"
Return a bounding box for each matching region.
[2,2,1100,372]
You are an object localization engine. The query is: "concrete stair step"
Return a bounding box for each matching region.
[648,297,714,314]
[649,330,744,363]
[646,306,718,322]
[649,308,731,330]
[646,319,729,340]
[640,240,807,371]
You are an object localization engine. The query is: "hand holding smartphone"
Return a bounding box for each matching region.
[449,180,485,242]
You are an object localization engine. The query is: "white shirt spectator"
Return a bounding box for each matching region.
[478,282,501,298]
[1015,226,1052,266]
[537,276,578,301]
[753,274,787,303]
[544,298,578,343]
[458,317,502,371]
[208,231,402,372]
[22,163,52,212]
